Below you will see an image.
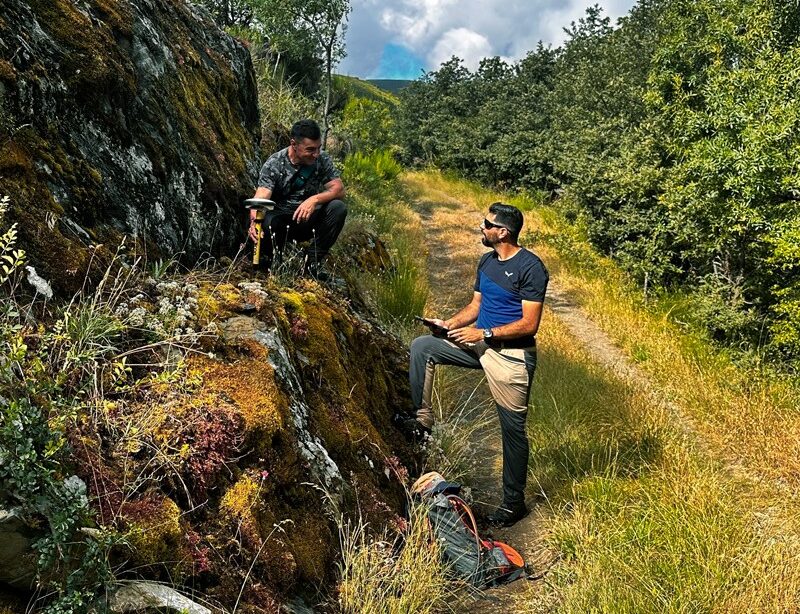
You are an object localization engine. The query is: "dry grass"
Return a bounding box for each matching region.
[403,169,800,612]
[337,500,452,614]
[530,212,800,491]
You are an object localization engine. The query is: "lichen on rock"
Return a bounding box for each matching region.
[0,0,260,295]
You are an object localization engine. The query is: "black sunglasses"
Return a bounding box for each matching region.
[482,218,507,230]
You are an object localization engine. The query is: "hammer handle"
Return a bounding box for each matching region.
[253,221,263,265]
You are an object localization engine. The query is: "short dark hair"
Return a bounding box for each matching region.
[488,202,523,242]
[290,119,321,142]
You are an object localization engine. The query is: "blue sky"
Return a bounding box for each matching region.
[339,0,638,80]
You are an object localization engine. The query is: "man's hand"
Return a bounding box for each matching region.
[248,218,260,242]
[293,200,317,223]
[447,326,483,344]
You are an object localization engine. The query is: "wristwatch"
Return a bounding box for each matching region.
[483,328,493,340]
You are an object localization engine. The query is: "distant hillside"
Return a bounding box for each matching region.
[335,75,400,106]
[367,79,413,94]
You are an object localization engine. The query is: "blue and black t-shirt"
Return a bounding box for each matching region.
[474,248,549,347]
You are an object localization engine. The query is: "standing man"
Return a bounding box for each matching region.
[406,202,548,527]
[248,119,346,280]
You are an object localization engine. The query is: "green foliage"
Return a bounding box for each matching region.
[767,218,800,356]
[392,0,800,362]
[343,150,402,195]
[394,50,557,188]
[0,199,116,611]
[0,400,115,613]
[342,149,404,233]
[341,150,428,326]
[340,97,395,154]
[0,195,24,286]
[336,76,399,107]
[374,246,427,326]
[247,0,352,143]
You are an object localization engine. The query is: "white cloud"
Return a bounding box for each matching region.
[429,28,493,70]
[340,0,638,78]
[380,0,459,47]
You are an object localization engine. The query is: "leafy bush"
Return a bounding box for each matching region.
[0,195,116,612]
[343,150,402,196]
[340,97,396,154]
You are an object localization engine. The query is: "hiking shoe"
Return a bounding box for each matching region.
[397,416,431,441]
[486,502,528,528]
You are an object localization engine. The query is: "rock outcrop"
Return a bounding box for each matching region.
[0,509,36,590]
[61,274,415,611]
[0,0,260,295]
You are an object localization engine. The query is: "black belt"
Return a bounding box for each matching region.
[487,338,536,350]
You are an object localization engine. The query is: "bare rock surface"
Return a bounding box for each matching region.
[0,0,260,294]
[109,581,211,614]
[0,508,36,590]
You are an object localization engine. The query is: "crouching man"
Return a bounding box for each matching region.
[247,119,346,281]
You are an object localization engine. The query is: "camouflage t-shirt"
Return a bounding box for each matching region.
[257,147,341,213]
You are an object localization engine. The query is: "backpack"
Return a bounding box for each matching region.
[411,471,526,588]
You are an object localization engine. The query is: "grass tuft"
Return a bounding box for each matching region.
[336,500,451,614]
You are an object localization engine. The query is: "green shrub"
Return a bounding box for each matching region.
[340,98,396,154]
[343,150,402,196]
[0,195,116,611]
[374,249,427,326]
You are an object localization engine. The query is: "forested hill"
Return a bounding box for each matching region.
[366,79,412,95]
[393,0,800,364]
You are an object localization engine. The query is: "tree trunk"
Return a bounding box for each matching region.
[322,43,332,149]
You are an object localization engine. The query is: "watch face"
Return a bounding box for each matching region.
[483,328,492,338]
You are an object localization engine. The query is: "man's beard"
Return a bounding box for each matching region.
[482,235,496,247]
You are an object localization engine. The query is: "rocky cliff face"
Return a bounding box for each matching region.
[0,0,259,295]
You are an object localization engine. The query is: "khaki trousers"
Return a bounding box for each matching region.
[409,335,537,505]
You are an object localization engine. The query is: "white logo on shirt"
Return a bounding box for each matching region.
[505,271,514,277]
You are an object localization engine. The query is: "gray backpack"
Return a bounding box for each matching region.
[411,472,526,588]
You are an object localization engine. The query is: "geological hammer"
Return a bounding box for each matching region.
[244,198,275,266]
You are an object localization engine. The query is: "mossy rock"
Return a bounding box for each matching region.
[123,495,188,576]
[191,351,286,443]
[0,0,260,296]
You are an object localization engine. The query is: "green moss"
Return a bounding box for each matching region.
[287,515,333,585]
[219,474,263,548]
[191,353,286,442]
[302,301,344,383]
[125,496,184,568]
[27,0,135,100]
[92,0,133,36]
[220,475,260,519]
[197,281,241,324]
[280,290,307,318]
[162,64,253,187]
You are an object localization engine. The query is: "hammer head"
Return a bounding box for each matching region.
[244,198,276,213]
[244,198,275,222]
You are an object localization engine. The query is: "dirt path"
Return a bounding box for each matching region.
[407,185,565,610]
[405,181,706,612]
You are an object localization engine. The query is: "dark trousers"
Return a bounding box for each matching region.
[409,335,536,506]
[262,199,347,269]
